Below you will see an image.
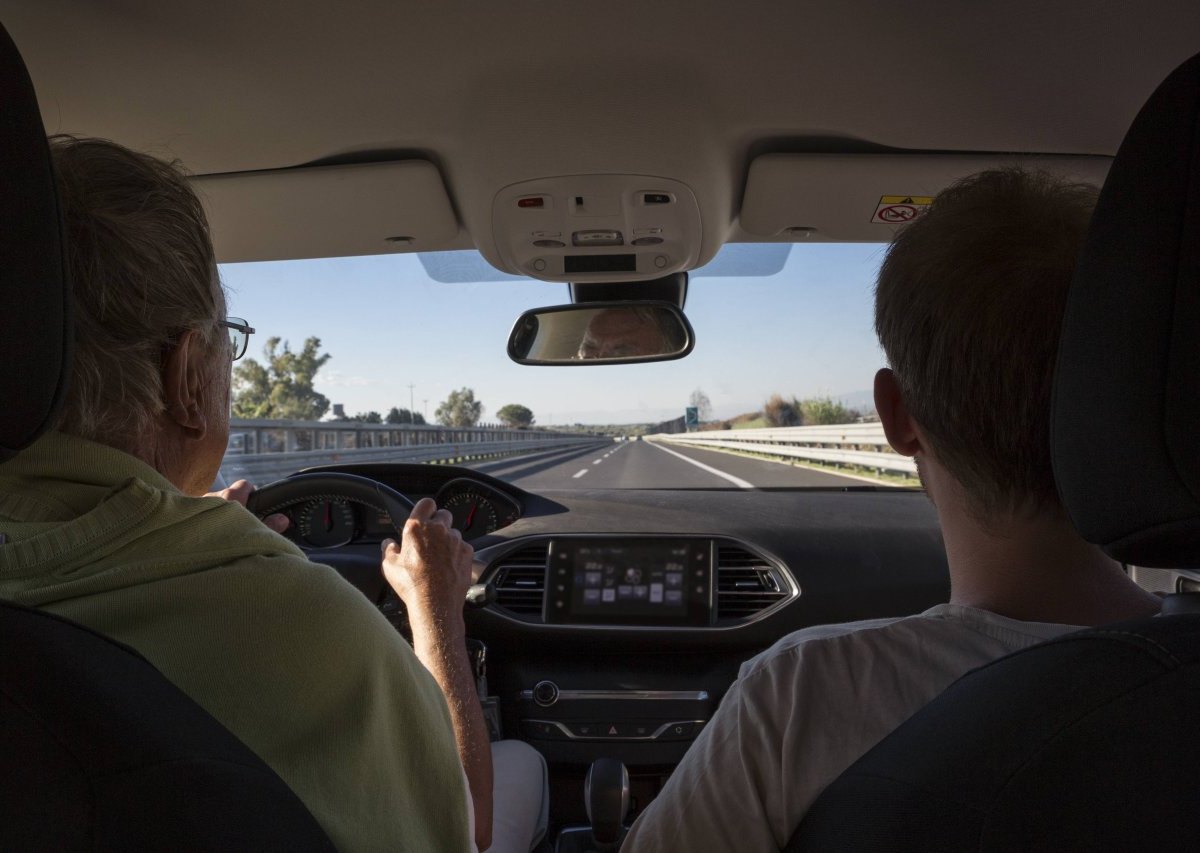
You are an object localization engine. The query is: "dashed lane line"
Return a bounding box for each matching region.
[593,459,603,465]
[572,469,589,479]
[647,441,755,489]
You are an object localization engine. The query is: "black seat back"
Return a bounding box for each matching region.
[0,601,334,851]
[0,23,70,461]
[0,20,332,851]
[789,614,1200,851]
[788,51,1200,852]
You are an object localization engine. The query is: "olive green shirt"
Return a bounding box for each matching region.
[0,432,470,852]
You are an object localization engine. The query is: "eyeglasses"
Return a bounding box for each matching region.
[220,317,255,361]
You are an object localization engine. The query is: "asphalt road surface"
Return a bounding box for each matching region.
[464,438,887,490]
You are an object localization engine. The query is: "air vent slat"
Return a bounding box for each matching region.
[716,544,789,623]
[491,543,549,620]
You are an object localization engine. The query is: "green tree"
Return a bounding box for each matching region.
[800,396,853,425]
[689,388,713,422]
[352,410,383,424]
[386,406,426,425]
[496,403,535,428]
[435,388,484,427]
[232,337,331,420]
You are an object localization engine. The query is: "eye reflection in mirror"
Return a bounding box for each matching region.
[507,301,694,366]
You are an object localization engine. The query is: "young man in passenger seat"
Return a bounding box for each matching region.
[622,168,1162,852]
[0,136,546,853]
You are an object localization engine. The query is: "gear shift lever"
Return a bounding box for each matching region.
[585,758,630,852]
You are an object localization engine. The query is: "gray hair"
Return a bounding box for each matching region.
[50,136,225,447]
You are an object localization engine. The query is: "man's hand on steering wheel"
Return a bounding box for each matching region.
[381,497,473,630]
[206,479,291,534]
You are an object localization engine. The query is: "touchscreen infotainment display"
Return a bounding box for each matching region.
[544,538,713,626]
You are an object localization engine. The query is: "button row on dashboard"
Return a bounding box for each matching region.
[522,719,703,742]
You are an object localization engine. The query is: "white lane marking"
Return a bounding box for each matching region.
[647,441,755,489]
[662,442,905,487]
[572,468,589,478]
[593,459,603,465]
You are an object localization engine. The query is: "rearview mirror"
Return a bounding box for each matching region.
[507,301,694,365]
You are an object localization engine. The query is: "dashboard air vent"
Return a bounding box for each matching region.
[716,544,790,622]
[491,543,549,620]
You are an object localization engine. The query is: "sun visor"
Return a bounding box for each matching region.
[192,160,459,263]
[739,153,1112,241]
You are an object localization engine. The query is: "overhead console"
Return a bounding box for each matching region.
[491,175,703,283]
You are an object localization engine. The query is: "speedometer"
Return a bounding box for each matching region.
[442,491,500,539]
[297,498,357,548]
[434,478,522,540]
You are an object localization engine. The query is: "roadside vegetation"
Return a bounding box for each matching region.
[233,336,333,420]
[496,404,535,428]
[434,388,484,427]
[695,393,869,432]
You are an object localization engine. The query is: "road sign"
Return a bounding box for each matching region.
[685,406,699,427]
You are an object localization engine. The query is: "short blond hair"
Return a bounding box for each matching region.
[875,168,1098,518]
[50,136,224,446]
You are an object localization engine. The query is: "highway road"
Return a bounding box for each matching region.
[464,438,889,490]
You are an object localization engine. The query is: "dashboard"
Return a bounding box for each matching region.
[289,460,949,825]
[272,472,523,549]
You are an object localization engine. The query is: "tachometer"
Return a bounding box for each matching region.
[297,498,357,548]
[442,491,500,539]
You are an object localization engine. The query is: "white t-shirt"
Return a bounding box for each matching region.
[622,604,1081,853]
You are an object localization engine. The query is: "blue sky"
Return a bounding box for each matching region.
[219,242,888,425]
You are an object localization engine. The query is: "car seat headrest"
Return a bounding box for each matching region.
[1051,52,1200,566]
[0,22,71,462]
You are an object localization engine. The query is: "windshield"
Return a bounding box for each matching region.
[219,242,901,490]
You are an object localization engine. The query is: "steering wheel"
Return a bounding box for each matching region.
[245,472,414,620]
[244,471,495,619]
[245,470,415,530]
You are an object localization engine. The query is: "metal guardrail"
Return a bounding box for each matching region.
[219,418,605,484]
[224,418,583,455]
[647,423,916,475]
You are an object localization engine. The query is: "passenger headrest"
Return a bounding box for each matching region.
[0,22,71,462]
[1052,52,1200,567]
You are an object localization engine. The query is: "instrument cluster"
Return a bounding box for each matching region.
[276,477,522,549]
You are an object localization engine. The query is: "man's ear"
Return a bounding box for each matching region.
[874,367,922,457]
[161,330,209,439]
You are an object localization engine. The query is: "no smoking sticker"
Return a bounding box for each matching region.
[871,195,933,224]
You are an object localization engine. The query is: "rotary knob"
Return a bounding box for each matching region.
[533,680,559,707]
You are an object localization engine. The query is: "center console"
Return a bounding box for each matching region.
[491,535,794,766]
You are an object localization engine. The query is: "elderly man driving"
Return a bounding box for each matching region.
[0,136,544,852]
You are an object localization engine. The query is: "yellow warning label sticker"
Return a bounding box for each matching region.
[871,195,934,225]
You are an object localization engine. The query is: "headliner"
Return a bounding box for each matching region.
[5,0,1198,260]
